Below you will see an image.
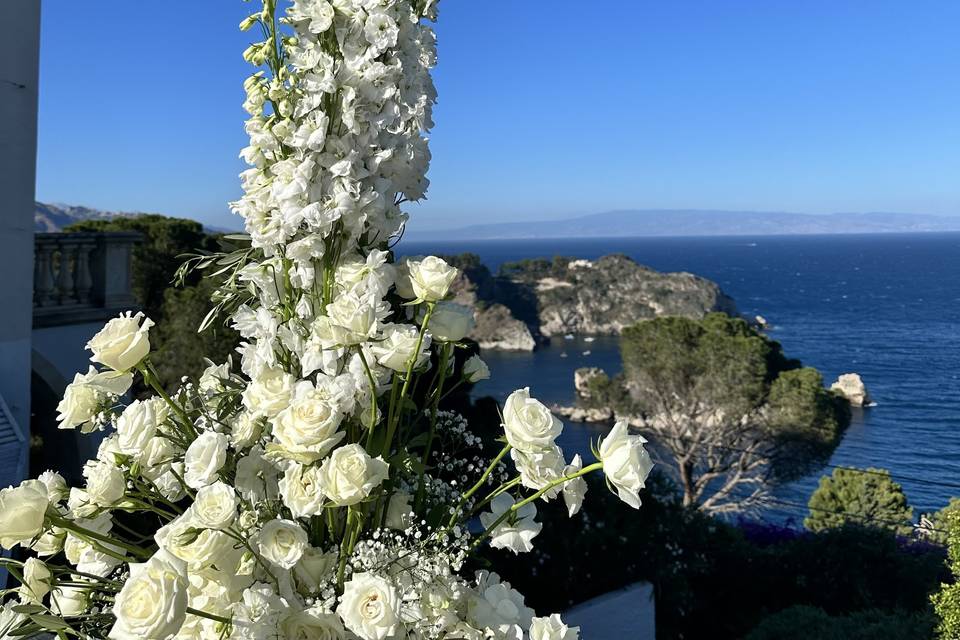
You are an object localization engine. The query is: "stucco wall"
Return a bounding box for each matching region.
[0,0,41,447]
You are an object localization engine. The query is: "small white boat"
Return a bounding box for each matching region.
[584,336,595,343]
[564,334,575,340]
[582,350,591,356]
[559,352,568,358]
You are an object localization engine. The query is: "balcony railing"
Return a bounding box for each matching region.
[33,232,141,328]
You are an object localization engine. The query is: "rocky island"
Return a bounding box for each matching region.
[442,253,738,351]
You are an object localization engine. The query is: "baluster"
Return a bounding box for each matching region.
[75,242,94,304]
[34,243,54,306]
[56,242,76,305]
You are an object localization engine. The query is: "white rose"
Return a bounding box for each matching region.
[466,571,533,638]
[258,519,308,569]
[0,480,48,549]
[294,547,338,593]
[407,256,458,302]
[190,482,237,530]
[242,367,294,419]
[426,301,475,342]
[271,383,345,463]
[57,366,133,431]
[511,445,565,499]
[184,431,229,489]
[86,311,154,372]
[337,572,400,640]
[230,410,263,449]
[116,399,160,455]
[463,354,490,383]
[51,585,88,617]
[31,527,65,557]
[37,470,68,504]
[478,493,541,554]
[199,360,231,395]
[562,454,588,517]
[82,460,125,507]
[530,614,580,640]
[318,444,389,507]
[370,323,431,372]
[18,558,52,604]
[394,255,423,300]
[281,606,347,640]
[502,388,563,453]
[327,292,379,345]
[385,490,413,530]
[155,515,231,570]
[598,421,654,509]
[278,463,327,518]
[108,550,188,640]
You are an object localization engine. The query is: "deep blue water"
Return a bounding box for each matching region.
[401,234,960,521]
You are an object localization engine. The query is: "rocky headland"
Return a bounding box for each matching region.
[442,253,738,351]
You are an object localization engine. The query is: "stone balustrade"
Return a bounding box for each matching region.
[33,232,141,327]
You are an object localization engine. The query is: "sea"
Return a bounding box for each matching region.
[400,233,960,524]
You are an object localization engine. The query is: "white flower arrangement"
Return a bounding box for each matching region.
[0,1,654,638]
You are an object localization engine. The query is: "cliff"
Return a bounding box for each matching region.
[443,253,737,351]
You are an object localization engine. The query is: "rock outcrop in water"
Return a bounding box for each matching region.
[442,253,738,350]
[831,373,871,407]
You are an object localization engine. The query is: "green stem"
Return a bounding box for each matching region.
[187,607,232,625]
[51,514,151,560]
[140,362,197,440]
[471,462,603,550]
[357,348,380,448]
[447,443,511,527]
[415,342,450,509]
[382,302,434,457]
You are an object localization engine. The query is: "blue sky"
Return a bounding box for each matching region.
[37,1,960,230]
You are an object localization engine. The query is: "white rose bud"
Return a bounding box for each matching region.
[598,421,654,509]
[0,480,49,549]
[562,454,588,517]
[184,432,229,489]
[426,301,475,342]
[258,518,308,569]
[502,388,563,453]
[86,311,154,372]
[529,614,581,640]
[463,355,490,383]
[393,255,422,300]
[108,550,188,640]
[407,256,458,302]
[18,558,52,604]
[337,572,401,640]
[318,444,389,507]
[189,482,237,530]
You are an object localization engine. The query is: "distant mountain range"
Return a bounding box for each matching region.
[34,202,236,233]
[34,202,150,232]
[36,203,960,239]
[408,209,960,240]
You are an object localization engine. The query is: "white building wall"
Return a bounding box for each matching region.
[564,582,656,640]
[0,0,41,455]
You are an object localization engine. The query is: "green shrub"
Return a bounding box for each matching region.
[805,467,913,536]
[745,606,935,640]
